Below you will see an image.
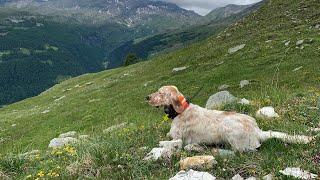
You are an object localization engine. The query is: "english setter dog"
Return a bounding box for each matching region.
[146,86,313,152]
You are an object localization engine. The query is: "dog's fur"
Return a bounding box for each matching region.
[147,86,314,152]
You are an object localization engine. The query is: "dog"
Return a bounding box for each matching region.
[146,86,314,152]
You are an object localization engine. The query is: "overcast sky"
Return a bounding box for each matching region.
[160,0,262,15]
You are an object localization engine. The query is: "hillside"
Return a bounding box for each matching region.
[106,2,263,67]
[205,4,252,21]
[0,0,319,179]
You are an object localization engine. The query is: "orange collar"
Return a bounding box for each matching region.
[178,95,189,110]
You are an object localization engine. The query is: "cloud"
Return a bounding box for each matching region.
[161,0,262,15]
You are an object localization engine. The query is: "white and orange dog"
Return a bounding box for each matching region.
[147,86,313,152]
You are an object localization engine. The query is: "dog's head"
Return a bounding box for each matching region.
[146,86,188,113]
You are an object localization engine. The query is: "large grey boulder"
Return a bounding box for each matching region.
[206,91,237,109]
[170,169,216,180]
[48,137,78,148]
[228,44,246,54]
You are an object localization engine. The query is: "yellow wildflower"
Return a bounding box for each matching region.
[162,114,169,122]
[37,171,45,177]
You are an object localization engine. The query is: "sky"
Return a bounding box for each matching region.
[160,0,262,15]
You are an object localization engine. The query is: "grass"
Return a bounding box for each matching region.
[0,0,319,179]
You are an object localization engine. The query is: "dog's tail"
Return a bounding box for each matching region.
[260,130,314,144]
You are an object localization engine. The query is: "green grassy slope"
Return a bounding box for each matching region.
[0,0,319,179]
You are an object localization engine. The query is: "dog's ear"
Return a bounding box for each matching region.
[171,95,185,114]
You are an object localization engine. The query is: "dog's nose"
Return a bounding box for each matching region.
[145,96,150,101]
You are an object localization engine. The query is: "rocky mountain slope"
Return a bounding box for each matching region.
[0,0,319,179]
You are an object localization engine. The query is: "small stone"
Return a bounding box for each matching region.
[184,144,205,153]
[228,44,246,54]
[41,109,50,114]
[232,174,244,180]
[296,39,304,46]
[285,41,290,46]
[246,177,256,180]
[205,91,237,110]
[103,123,127,133]
[54,95,66,102]
[256,107,279,119]
[218,84,230,90]
[279,167,318,179]
[79,135,89,140]
[179,155,217,170]
[292,66,303,72]
[85,82,93,85]
[265,40,272,43]
[170,169,216,180]
[240,80,250,88]
[172,66,188,72]
[262,174,273,180]
[239,98,250,105]
[58,131,77,138]
[159,139,183,150]
[48,137,78,148]
[212,148,235,157]
[315,24,320,29]
[143,147,173,161]
[19,150,40,158]
[11,124,17,127]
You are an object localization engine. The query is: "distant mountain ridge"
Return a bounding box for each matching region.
[0,0,201,27]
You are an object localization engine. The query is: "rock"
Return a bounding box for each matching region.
[184,144,205,153]
[179,155,217,170]
[212,148,235,157]
[218,84,230,90]
[279,167,318,179]
[285,41,290,46]
[315,24,320,29]
[11,124,17,127]
[85,82,93,85]
[19,150,40,158]
[256,107,279,119]
[206,91,237,109]
[246,177,256,180]
[58,131,77,138]
[308,127,320,132]
[232,174,244,180]
[240,80,250,88]
[159,139,183,150]
[143,147,173,161]
[79,135,89,140]
[262,174,273,180]
[228,44,246,54]
[41,109,50,114]
[292,66,303,72]
[296,39,304,46]
[239,98,250,105]
[173,67,188,73]
[103,123,127,133]
[54,95,66,102]
[170,169,216,180]
[48,137,78,148]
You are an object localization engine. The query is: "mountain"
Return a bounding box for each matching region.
[1,0,201,28]
[0,0,319,179]
[205,4,252,21]
[106,2,263,68]
[0,0,202,105]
